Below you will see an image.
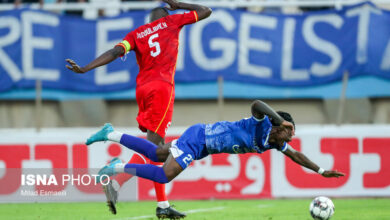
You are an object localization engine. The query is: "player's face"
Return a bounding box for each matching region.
[271,126,293,146]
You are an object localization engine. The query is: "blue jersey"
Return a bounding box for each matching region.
[172,116,288,170]
[204,116,287,155]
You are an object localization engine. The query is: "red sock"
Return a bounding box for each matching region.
[151,161,168,202]
[114,153,148,187]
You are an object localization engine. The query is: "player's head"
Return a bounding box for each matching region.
[277,111,295,130]
[269,111,295,145]
[269,111,295,129]
[150,7,169,22]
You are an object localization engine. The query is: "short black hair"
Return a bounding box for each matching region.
[151,7,169,14]
[150,7,169,21]
[277,111,295,129]
[270,111,295,129]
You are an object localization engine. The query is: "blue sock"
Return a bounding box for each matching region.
[120,134,159,162]
[124,163,169,184]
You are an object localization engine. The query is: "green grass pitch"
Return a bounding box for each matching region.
[1,198,389,220]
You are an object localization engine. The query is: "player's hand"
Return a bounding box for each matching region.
[163,0,180,11]
[322,170,345,178]
[281,120,295,136]
[66,59,86,74]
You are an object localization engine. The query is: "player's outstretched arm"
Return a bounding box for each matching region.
[66,46,124,74]
[282,145,345,178]
[251,100,295,135]
[163,0,212,21]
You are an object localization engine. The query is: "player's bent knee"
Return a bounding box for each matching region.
[163,169,179,183]
[156,146,169,162]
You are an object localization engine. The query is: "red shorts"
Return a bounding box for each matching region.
[136,81,175,138]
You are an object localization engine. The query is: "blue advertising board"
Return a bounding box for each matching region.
[1,2,390,99]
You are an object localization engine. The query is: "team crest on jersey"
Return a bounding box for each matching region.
[232,145,240,153]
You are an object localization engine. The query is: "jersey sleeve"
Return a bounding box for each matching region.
[279,142,288,152]
[169,11,199,27]
[269,142,288,152]
[115,31,136,57]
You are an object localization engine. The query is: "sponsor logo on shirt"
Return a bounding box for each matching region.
[232,145,240,153]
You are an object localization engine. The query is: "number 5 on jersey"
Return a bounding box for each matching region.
[148,33,161,57]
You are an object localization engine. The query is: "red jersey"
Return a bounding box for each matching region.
[116,11,199,87]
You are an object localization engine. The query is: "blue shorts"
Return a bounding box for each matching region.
[169,123,209,170]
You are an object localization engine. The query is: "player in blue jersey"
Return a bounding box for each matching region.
[87,100,345,186]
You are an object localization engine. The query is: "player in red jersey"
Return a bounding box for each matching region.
[66,0,212,218]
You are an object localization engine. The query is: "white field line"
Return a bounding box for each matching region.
[257,204,272,209]
[182,206,226,214]
[112,206,226,220]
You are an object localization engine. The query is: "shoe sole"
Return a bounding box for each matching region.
[103,185,117,215]
[156,214,185,220]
